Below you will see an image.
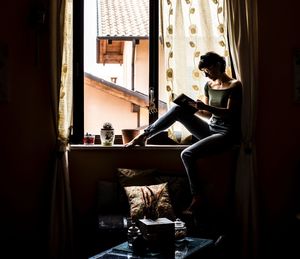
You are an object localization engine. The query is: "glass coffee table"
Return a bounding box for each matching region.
[89,237,214,259]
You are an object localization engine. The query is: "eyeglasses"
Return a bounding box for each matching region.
[201,65,214,73]
[200,65,214,76]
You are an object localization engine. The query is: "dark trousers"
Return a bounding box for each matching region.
[145,105,235,195]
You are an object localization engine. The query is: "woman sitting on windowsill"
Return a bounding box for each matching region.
[125,51,243,215]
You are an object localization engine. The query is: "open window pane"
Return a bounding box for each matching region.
[84,0,153,135]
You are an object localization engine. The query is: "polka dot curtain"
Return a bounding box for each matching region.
[160,0,231,143]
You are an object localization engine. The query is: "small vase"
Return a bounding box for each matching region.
[127,222,142,249]
[83,134,95,145]
[100,128,115,146]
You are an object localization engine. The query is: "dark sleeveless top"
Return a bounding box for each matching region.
[204,82,242,139]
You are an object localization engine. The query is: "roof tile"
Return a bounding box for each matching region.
[97,0,149,38]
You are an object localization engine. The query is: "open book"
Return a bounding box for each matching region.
[173,93,198,113]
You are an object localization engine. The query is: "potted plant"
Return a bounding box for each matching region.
[100,122,115,146]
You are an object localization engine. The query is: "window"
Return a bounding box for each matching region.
[84,0,157,136]
[73,0,160,143]
[72,0,228,144]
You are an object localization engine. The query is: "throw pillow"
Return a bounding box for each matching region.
[124,182,175,221]
[155,174,192,214]
[117,168,158,213]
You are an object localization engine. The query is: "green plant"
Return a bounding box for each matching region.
[102,122,113,129]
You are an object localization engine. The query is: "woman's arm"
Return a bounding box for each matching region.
[196,96,212,119]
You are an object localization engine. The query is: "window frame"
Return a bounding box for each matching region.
[72,0,159,144]
[72,0,84,144]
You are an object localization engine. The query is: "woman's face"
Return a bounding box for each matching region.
[201,64,220,80]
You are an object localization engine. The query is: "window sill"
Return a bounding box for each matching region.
[70,144,189,151]
[71,132,196,147]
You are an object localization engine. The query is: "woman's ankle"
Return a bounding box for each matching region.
[124,132,148,147]
[187,195,203,210]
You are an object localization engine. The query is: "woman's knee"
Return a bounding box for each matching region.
[169,104,184,114]
[181,145,206,164]
[181,149,193,163]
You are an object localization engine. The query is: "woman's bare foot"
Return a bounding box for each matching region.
[124,132,148,147]
[182,195,203,216]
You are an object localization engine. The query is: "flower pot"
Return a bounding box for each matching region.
[100,129,115,146]
[121,129,140,144]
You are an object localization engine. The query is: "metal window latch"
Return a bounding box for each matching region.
[149,87,157,114]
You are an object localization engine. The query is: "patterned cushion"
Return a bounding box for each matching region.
[155,175,191,214]
[124,182,175,221]
[117,168,158,213]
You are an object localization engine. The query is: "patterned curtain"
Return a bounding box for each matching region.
[58,2,73,143]
[48,0,73,258]
[160,0,230,143]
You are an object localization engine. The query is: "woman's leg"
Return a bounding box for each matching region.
[125,104,210,147]
[181,133,232,214]
[145,104,210,139]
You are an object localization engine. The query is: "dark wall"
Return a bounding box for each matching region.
[0,0,56,257]
[257,0,300,257]
[0,0,300,258]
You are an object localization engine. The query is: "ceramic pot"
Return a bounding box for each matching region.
[121,129,140,144]
[100,129,115,146]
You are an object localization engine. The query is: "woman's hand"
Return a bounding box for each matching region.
[196,99,206,110]
[187,99,207,112]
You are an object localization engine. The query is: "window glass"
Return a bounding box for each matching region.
[84,0,153,135]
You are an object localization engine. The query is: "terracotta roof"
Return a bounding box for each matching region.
[97,0,149,39]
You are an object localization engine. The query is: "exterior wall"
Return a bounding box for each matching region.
[122,41,132,89]
[84,38,168,134]
[134,39,149,95]
[84,79,149,135]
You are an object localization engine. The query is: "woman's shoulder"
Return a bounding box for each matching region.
[229,80,243,98]
[231,79,242,87]
[223,79,242,93]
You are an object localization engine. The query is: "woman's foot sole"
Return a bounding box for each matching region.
[124,133,148,147]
